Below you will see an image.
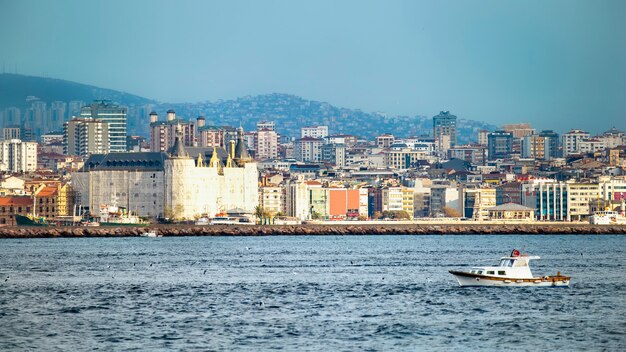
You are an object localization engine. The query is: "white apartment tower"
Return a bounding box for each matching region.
[0,139,38,173]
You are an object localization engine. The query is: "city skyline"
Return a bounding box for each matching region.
[1,0,624,133]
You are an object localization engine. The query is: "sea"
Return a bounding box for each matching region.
[0,234,624,351]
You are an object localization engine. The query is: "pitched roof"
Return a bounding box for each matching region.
[36,186,58,197]
[0,197,32,206]
[487,203,535,211]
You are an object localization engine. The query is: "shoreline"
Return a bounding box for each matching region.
[1,223,626,238]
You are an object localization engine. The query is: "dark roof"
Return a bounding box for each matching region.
[81,153,167,171]
[441,158,471,171]
[167,109,175,113]
[168,134,189,158]
[186,147,230,165]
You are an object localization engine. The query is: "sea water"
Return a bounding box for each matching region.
[0,235,624,351]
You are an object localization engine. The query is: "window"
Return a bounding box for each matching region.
[477,271,483,275]
[498,271,506,275]
[487,271,494,275]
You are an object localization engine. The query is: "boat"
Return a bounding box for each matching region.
[195,217,210,225]
[449,249,570,287]
[210,216,239,225]
[589,210,626,225]
[140,231,161,238]
[99,203,148,226]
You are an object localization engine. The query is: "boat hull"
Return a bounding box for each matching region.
[449,270,570,287]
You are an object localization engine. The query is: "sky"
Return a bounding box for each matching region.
[0,0,625,133]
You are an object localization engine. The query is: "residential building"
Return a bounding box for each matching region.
[63,118,109,157]
[487,130,513,160]
[477,130,489,146]
[321,143,346,168]
[376,134,395,148]
[383,148,429,169]
[562,129,590,156]
[3,127,21,140]
[294,137,323,162]
[149,110,196,152]
[301,125,329,139]
[538,130,560,159]
[253,129,280,160]
[0,139,38,172]
[80,101,127,152]
[259,186,284,216]
[433,111,457,155]
[447,145,486,165]
[521,135,546,160]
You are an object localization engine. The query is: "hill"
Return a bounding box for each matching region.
[0,73,154,108]
[161,94,496,142]
[0,74,496,142]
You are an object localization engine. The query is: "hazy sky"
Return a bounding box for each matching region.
[1,0,624,133]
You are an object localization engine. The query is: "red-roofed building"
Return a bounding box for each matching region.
[0,197,33,225]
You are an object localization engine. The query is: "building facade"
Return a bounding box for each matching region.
[64,118,109,157]
[0,139,37,173]
[80,101,127,153]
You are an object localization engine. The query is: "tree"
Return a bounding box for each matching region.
[392,210,411,220]
[372,211,383,220]
[442,206,461,218]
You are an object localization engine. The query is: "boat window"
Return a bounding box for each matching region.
[498,271,506,275]
[477,271,483,275]
[487,271,494,275]
[508,260,515,267]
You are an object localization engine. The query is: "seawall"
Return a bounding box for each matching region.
[1,223,625,238]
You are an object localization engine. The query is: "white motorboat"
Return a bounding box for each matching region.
[140,231,161,238]
[449,249,570,287]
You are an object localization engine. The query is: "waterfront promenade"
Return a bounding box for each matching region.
[1,222,625,238]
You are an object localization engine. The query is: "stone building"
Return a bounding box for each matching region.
[73,126,258,220]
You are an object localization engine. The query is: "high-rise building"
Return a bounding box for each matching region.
[301,125,329,139]
[49,101,67,133]
[433,111,457,155]
[538,130,560,159]
[68,101,85,119]
[501,123,535,139]
[254,129,280,160]
[562,129,591,156]
[0,139,37,172]
[2,107,21,129]
[502,123,535,155]
[477,130,489,146]
[149,110,196,152]
[487,130,513,160]
[24,100,47,139]
[64,118,109,157]
[295,137,324,162]
[3,127,21,140]
[257,121,275,131]
[80,101,127,152]
[521,135,547,160]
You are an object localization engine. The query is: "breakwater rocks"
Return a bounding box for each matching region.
[1,223,625,238]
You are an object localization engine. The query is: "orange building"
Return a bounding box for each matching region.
[0,197,33,225]
[328,189,360,219]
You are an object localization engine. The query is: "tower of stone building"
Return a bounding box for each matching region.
[234,126,252,166]
[164,125,195,219]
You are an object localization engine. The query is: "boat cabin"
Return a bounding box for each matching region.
[469,255,540,279]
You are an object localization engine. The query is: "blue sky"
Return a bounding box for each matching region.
[1,0,624,133]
